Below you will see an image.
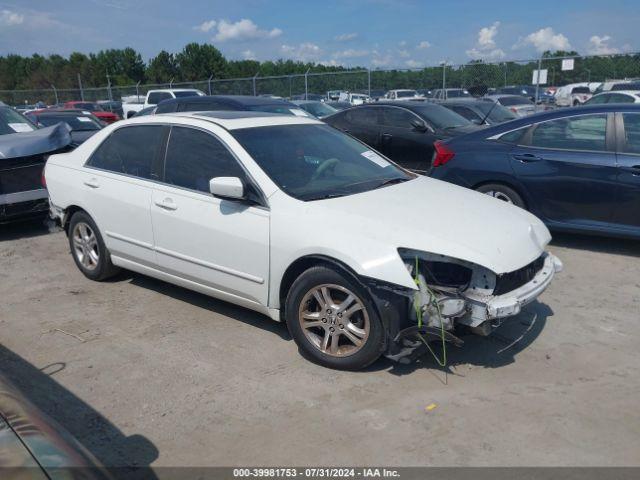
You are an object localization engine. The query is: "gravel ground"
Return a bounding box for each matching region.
[1,219,639,471]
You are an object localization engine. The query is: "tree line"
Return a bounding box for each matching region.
[1,43,638,99]
[0,43,358,91]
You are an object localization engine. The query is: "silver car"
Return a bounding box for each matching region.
[483,94,537,117]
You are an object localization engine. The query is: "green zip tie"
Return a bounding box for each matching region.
[414,256,447,368]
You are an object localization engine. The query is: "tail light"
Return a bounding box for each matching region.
[510,107,518,113]
[432,141,455,167]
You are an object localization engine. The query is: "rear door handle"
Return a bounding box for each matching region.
[83,178,100,188]
[512,153,543,163]
[154,198,178,211]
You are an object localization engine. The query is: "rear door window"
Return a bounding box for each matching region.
[163,126,245,193]
[345,107,378,126]
[87,125,166,179]
[530,114,607,152]
[380,107,417,129]
[621,113,640,155]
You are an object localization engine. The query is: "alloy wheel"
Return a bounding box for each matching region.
[298,284,370,357]
[484,190,513,203]
[72,222,99,271]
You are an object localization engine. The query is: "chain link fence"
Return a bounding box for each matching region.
[2,53,639,107]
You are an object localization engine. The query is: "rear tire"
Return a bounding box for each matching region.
[285,266,385,370]
[68,211,120,281]
[476,183,526,209]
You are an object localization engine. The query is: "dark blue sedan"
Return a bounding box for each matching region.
[429,104,640,239]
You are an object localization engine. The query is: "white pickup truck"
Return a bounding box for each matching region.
[121,89,205,118]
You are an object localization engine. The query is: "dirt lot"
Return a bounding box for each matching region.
[1,219,639,470]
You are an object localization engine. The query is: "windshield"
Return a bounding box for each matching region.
[173,90,202,98]
[499,96,533,106]
[247,104,313,117]
[0,107,37,135]
[231,124,413,201]
[36,114,102,131]
[298,102,338,118]
[410,104,471,129]
[473,102,517,122]
[396,90,418,98]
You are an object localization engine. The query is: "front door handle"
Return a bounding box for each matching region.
[154,198,178,211]
[512,153,543,163]
[621,165,640,176]
[83,178,100,188]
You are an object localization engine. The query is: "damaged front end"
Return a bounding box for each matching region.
[0,123,72,223]
[364,248,562,364]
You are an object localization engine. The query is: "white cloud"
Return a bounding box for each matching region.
[518,27,571,52]
[417,41,431,49]
[241,49,256,60]
[335,32,357,42]
[466,21,505,60]
[398,40,407,47]
[587,35,619,55]
[478,22,500,49]
[280,43,322,62]
[398,49,410,58]
[194,19,216,32]
[194,18,282,42]
[405,59,421,68]
[371,54,392,67]
[0,9,24,26]
[333,49,369,59]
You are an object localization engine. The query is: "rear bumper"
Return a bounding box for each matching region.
[0,189,49,222]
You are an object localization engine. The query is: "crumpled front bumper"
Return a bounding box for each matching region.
[460,252,562,328]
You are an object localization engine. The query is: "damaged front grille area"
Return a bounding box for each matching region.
[493,254,545,295]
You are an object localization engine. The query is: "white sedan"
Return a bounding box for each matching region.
[44,112,561,370]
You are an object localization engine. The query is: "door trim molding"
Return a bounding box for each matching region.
[155,246,265,284]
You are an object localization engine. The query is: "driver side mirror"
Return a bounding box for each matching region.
[411,118,430,132]
[209,177,245,201]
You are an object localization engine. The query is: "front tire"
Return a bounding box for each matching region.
[68,211,120,281]
[285,266,385,370]
[476,183,526,209]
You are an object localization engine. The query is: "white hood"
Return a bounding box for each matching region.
[271,176,550,290]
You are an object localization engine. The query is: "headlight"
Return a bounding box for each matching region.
[398,248,473,290]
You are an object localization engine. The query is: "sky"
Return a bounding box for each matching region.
[1,0,639,68]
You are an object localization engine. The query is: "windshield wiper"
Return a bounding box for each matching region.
[373,177,409,189]
[304,192,349,201]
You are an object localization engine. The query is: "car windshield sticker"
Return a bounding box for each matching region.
[77,117,93,122]
[361,150,388,167]
[8,123,34,133]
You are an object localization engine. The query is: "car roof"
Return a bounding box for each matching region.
[126,110,322,130]
[30,108,93,115]
[599,90,640,96]
[440,98,486,104]
[158,95,296,108]
[451,104,640,141]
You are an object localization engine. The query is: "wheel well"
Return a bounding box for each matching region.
[472,180,528,209]
[278,255,364,317]
[62,205,87,234]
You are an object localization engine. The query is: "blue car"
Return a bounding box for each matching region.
[429,104,640,239]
